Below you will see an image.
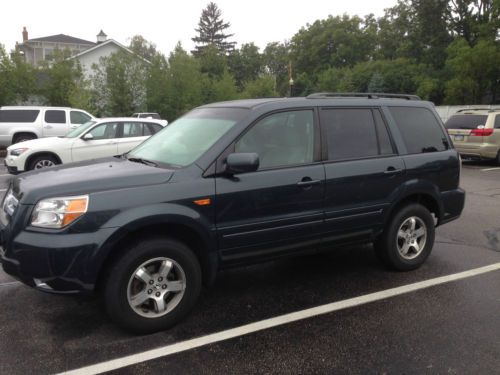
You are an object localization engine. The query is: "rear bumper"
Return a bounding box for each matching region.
[455,144,499,160]
[439,188,466,225]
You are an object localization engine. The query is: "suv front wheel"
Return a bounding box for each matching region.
[103,237,202,333]
[375,204,435,271]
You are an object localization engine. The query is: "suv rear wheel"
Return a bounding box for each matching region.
[13,133,36,144]
[103,237,202,333]
[375,204,435,271]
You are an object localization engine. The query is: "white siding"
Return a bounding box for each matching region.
[76,43,123,78]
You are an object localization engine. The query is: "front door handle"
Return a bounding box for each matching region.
[384,166,403,174]
[297,178,322,187]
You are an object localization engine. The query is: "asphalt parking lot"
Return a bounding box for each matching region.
[0,159,499,375]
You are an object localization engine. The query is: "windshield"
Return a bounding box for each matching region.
[64,121,97,138]
[128,108,248,167]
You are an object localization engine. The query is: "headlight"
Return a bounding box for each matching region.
[31,195,89,229]
[2,189,19,216]
[9,148,29,156]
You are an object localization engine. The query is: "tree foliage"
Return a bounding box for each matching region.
[192,2,236,56]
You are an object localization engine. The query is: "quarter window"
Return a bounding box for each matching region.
[495,115,500,129]
[321,108,392,161]
[45,110,66,124]
[235,110,315,169]
[389,107,448,154]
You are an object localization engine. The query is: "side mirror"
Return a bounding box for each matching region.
[226,153,259,175]
[82,133,94,141]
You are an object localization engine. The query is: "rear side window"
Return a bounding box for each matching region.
[45,110,66,124]
[445,114,488,129]
[122,123,144,137]
[389,107,448,154]
[321,108,393,161]
[144,123,163,135]
[0,110,39,123]
[495,115,500,129]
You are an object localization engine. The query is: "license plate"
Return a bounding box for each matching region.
[454,135,464,141]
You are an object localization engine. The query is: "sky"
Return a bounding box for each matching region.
[1,0,397,55]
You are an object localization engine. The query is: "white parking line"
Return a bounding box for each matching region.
[481,167,500,172]
[0,281,21,287]
[0,174,11,177]
[60,262,500,375]
[0,189,7,192]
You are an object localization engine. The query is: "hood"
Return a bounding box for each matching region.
[7,136,71,151]
[13,157,174,204]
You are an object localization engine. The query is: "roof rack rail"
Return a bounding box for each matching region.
[306,92,421,101]
[456,108,500,113]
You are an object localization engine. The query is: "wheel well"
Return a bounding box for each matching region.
[12,132,37,143]
[25,152,62,170]
[96,223,215,291]
[388,194,441,225]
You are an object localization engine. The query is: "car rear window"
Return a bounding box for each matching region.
[0,110,39,123]
[444,114,488,129]
[389,107,448,154]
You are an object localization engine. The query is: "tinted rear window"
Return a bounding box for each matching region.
[445,114,488,129]
[389,107,448,154]
[0,110,39,123]
[45,110,66,124]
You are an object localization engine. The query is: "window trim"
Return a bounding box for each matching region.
[214,107,321,175]
[319,106,398,164]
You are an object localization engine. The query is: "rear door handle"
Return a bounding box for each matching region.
[384,167,403,174]
[297,178,322,187]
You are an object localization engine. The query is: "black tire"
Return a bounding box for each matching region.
[13,134,36,144]
[103,237,202,334]
[28,154,58,170]
[374,204,435,271]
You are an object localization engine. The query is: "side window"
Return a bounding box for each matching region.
[87,123,118,140]
[235,110,315,169]
[144,123,162,136]
[122,123,144,137]
[321,108,382,161]
[70,111,91,124]
[495,115,500,129]
[45,110,66,124]
[0,110,39,123]
[389,107,448,154]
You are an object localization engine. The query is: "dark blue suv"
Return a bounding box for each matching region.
[0,94,465,333]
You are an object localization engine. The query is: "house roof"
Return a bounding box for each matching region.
[73,39,150,64]
[27,34,96,45]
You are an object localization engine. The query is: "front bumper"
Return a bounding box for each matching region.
[0,223,117,293]
[4,157,23,174]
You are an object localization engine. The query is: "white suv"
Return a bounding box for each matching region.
[0,106,95,147]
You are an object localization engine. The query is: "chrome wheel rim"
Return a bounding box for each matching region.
[396,216,427,260]
[34,160,55,169]
[127,257,186,318]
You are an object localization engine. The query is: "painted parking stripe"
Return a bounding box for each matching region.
[0,174,12,177]
[60,262,500,375]
[0,281,21,287]
[481,167,500,172]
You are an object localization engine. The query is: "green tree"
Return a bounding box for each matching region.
[263,42,290,96]
[228,43,263,89]
[91,50,148,116]
[0,46,37,105]
[239,75,277,99]
[444,38,500,104]
[192,2,236,56]
[128,35,158,61]
[39,49,86,107]
[145,53,170,119]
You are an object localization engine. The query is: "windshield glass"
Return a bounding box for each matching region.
[64,121,97,138]
[128,108,248,167]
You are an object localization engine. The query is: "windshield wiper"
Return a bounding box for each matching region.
[127,157,158,167]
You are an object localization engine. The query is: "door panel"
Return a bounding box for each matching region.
[216,164,325,262]
[71,122,119,162]
[43,110,69,137]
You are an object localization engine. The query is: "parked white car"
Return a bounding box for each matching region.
[4,118,166,174]
[0,106,95,147]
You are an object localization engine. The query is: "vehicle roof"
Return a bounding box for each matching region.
[96,117,166,124]
[0,106,73,110]
[199,96,435,110]
[452,109,500,115]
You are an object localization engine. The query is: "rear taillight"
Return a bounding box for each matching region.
[470,128,493,136]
